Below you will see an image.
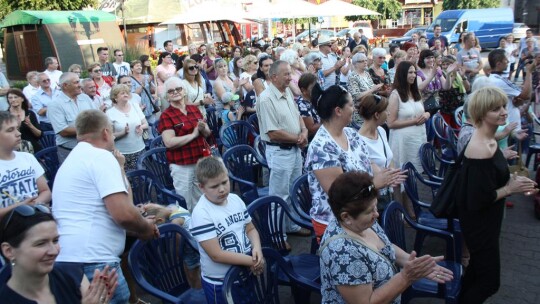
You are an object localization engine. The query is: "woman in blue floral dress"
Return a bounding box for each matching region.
[305,85,406,241]
[319,171,453,303]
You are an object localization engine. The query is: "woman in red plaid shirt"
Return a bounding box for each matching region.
[158,77,212,211]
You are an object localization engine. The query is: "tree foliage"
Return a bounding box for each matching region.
[280,17,318,25]
[442,0,500,10]
[346,0,402,21]
[0,0,97,20]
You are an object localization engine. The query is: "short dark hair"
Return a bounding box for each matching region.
[113,49,122,56]
[488,49,507,69]
[117,75,131,84]
[97,47,108,54]
[298,73,317,91]
[0,111,16,131]
[164,40,172,48]
[328,171,377,220]
[434,24,441,29]
[0,208,56,259]
[389,44,400,55]
[196,156,227,185]
[191,54,203,63]
[417,49,435,68]
[312,84,351,121]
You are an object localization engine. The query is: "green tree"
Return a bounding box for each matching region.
[346,0,402,21]
[0,0,97,20]
[443,0,500,10]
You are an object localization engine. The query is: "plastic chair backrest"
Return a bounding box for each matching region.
[222,258,280,304]
[206,106,222,139]
[289,174,311,222]
[149,121,160,138]
[247,196,298,255]
[128,224,198,303]
[402,162,441,216]
[126,170,161,205]
[149,135,165,150]
[136,148,174,190]
[454,106,464,128]
[418,142,454,182]
[253,135,267,163]
[39,131,56,149]
[34,146,60,190]
[222,145,263,194]
[247,113,259,134]
[381,202,409,251]
[219,120,257,149]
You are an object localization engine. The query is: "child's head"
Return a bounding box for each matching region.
[0,112,20,152]
[222,92,239,109]
[196,157,230,205]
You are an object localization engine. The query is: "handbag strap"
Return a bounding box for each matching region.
[130,76,153,102]
[319,232,398,273]
[377,128,388,168]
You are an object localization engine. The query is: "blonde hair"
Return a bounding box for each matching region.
[352,45,368,56]
[75,109,110,139]
[143,203,171,223]
[183,58,203,88]
[242,55,257,70]
[467,86,507,126]
[195,156,228,185]
[110,84,131,104]
[393,50,407,60]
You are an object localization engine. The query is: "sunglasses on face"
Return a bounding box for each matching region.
[188,66,199,71]
[93,69,102,73]
[3,204,51,231]
[167,87,183,94]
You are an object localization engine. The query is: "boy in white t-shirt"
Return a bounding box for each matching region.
[190,157,264,304]
[0,112,51,218]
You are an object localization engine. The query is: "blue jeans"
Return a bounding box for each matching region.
[83,262,130,304]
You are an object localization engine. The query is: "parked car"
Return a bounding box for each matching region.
[513,23,530,41]
[335,25,374,41]
[389,26,428,46]
[425,8,513,48]
[287,29,336,45]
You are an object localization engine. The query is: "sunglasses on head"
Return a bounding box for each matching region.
[167,87,183,94]
[188,66,199,71]
[345,184,376,203]
[3,204,51,231]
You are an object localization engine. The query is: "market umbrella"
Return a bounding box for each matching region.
[245,0,321,19]
[315,0,380,17]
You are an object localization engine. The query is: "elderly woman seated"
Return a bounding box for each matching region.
[319,171,453,304]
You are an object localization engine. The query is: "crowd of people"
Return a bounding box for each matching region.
[0,26,539,304]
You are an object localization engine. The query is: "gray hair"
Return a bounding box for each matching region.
[162,76,186,100]
[80,78,94,86]
[59,72,78,89]
[304,52,321,66]
[352,52,368,63]
[280,49,298,66]
[471,76,492,92]
[371,48,387,58]
[269,60,289,77]
[44,57,57,68]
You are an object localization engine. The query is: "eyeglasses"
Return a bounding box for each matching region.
[345,184,376,203]
[93,69,102,73]
[188,66,199,71]
[3,204,51,231]
[41,79,51,83]
[167,87,183,94]
[377,56,386,59]
[373,94,383,104]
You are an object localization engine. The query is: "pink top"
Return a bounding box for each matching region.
[156,64,177,95]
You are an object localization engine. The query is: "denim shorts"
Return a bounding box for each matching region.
[183,241,201,270]
[201,278,226,304]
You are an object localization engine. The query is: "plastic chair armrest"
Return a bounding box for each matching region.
[159,188,188,210]
[228,174,257,190]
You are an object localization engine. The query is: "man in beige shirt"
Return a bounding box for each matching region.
[256,60,309,238]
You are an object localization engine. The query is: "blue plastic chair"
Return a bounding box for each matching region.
[219,120,257,149]
[126,169,187,209]
[222,145,269,205]
[137,147,174,191]
[128,224,206,304]
[39,130,56,149]
[149,121,160,138]
[381,202,461,304]
[34,146,60,190]
[247,196,320,301]
[454,106,464,128]
[150,135,165,149]
[205,106,222,150]
[418,143,454,183]
[402,162,461,261]
[0,264,10,286]
[247,113,259,134]
[289,174,311,223]
[432,112,459,160]
[222,247,320,304]
[252,135,267,166]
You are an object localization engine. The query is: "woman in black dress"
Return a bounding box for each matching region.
[457,86,537,303]
[7,89,42,152]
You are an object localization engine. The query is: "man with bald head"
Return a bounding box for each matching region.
[47,72,96,162]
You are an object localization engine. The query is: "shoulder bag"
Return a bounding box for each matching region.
[131,76,160,114]
[429,142,467,218]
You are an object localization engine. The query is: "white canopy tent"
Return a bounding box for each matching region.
[160,3,252,25]
[316,0,381,17]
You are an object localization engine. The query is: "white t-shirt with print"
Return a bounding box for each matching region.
[0,152,45,208]
[190,193,252,284]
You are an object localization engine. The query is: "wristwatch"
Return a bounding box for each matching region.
[199,100,204,106]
